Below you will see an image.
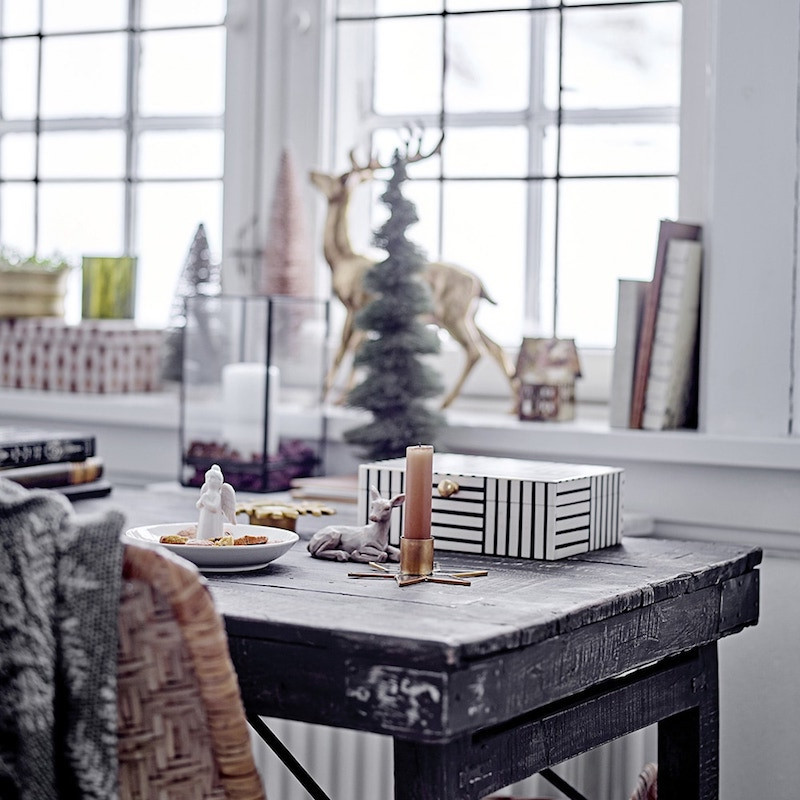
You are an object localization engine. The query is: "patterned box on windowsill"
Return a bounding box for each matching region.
[0,318,164,393]
[357,453,624,560]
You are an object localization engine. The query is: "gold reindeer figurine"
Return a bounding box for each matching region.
[309,133,519,410]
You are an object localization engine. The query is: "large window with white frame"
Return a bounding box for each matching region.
[0,0,226,329]
[330,0,681,350]
[1,0,681,360]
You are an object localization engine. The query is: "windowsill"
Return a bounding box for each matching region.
[2,385,798,549]
[2,385,796,474]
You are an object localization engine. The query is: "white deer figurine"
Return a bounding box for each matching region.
[307,486,404,562]
[310,132,520,410]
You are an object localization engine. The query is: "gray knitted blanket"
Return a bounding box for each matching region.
[0,477,125,800]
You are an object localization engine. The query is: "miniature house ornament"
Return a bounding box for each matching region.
[196,463,236,540]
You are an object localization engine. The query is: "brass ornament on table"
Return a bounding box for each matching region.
[236,499,336,532]
[437,478,459,498]
[348,536,488,587]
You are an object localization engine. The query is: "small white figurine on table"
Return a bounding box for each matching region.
[196,463,236,540]
[307,486,404,562]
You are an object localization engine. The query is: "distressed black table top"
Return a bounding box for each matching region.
[79,486,762,747]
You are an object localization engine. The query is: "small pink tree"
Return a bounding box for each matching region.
[259,147,314,298]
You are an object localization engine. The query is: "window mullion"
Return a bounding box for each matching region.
[123,0,138,256]
[526,7,548,337]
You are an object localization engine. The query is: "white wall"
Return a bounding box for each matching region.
[719,553,800,800]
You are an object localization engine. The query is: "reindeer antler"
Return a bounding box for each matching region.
[399,125,444,164]
[348,148,387,175]
[348,125,445,175]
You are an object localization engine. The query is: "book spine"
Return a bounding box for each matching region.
[0,456,104,488]
[0,435,96,470]
[609,279,650,429]
[629,219,702,428]
[641,239,703,430]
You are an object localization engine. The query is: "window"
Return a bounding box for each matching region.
[0,0,226,328]
[330,0,681,349]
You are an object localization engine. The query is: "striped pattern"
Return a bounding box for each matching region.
[358,457,623,561]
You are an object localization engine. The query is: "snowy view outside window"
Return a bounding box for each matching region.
[334,0,681,348]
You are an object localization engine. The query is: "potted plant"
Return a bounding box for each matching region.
[0,249,74,318]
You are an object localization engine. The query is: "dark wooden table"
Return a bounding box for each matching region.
[79,485,761,800]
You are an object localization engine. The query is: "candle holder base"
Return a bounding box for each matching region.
[349,537,488,587]
[400,536,434,576]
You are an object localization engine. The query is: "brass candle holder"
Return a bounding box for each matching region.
[348,536,488,587]
[400,536,434,576]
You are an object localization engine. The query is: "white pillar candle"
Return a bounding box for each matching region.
[221,362,280,457]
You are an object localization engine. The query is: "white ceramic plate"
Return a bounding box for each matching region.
[124,522,299,572]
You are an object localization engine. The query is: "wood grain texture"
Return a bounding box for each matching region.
[393,645,718,800]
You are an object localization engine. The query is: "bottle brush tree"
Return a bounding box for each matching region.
[344,149,445,462]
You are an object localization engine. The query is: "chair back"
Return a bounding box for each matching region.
[118,543,267,800]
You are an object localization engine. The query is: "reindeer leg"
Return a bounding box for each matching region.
[313,549,354,561]
[324,310,356,401]
[385,544,400,562]
[334,328,367,404]
[440,318,483,409]
[477,327,522,413]
[350,546,388,563]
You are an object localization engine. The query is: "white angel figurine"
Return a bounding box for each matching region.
[196,463,236,540]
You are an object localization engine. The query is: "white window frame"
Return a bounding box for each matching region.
[0,5,226,326]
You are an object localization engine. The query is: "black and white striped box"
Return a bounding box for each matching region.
[357,453,624,560]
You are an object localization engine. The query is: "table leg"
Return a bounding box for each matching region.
[658,643,719,800]
[393,738,464,800]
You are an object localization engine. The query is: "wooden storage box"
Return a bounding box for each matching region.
[358,453,623,560]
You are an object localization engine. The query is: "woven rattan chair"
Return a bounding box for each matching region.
[118,543,267,800]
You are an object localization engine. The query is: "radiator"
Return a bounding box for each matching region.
[251,718,656,800]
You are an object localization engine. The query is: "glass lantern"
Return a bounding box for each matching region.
[179,294,329,492]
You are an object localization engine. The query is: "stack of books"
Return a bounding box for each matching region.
[0,427,112,500]
[610,219,703,431]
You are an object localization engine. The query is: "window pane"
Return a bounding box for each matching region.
[441,180,526,345]
[447,0,537,10]
[445,12,530,113]
[141,0,225,29]
[38,182,125,259]
[1,39,39,119]
[136,181,223,328]
[1,0,39,35]
[0,183,35,252]
[138,130,224,179]
[139,29,226,117]
[40,33,126,118]
[42,0,126,33]
[339,0,443,14]
[400,180,441,258]
[562,5,681,110]
[557,177,678,347]
[0,133,36,179]
[39,131,126,178]
[442,126,528,178]
[565,0,668,4]
[560,123,679,176]
[374,17,442,116]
